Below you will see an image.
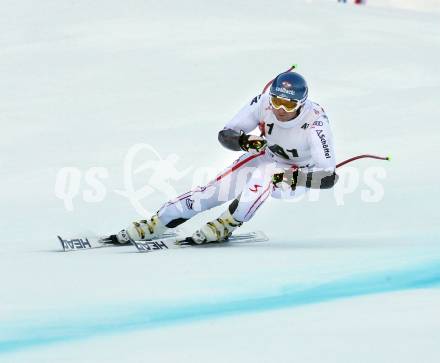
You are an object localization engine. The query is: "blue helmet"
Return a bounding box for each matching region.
[269,72,308,104]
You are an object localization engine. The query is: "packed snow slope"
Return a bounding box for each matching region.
[367,0,440,12]
[0,0,439,362]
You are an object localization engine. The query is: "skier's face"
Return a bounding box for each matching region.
[272,106,299,122]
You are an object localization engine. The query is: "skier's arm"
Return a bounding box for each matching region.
[218,129,242,151]
[295,169,338,189]
[274,114,338,190]
[301,117,338,189]
[218,94,264,152]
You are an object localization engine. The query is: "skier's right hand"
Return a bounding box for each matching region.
[239,132,267,153]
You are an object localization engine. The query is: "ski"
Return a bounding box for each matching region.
[57,232,179,252]
[130,231,269,253]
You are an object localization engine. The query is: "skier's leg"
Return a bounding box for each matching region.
[191,158,277,243]
[120,151,267,242]
[270,184,308,200]
[192,173,310,243]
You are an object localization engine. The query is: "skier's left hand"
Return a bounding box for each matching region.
[272,167,299,190]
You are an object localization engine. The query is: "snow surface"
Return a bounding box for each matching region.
[1,0,439,362]
[367,0,440,12]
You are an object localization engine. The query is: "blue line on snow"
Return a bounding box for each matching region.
[1,260,439,354]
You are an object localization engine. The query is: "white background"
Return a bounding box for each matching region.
[1,0,439,362]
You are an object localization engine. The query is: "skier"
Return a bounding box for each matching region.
[110,70,338,244]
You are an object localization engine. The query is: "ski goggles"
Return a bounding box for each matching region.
[270,94,302,112]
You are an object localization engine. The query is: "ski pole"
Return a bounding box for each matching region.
[336,154,390,168]
[261,64,297,94]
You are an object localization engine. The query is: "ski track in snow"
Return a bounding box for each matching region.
[1,257,439,355]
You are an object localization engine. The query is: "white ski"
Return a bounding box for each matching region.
[130,231,269,253]
[57,232,179,252]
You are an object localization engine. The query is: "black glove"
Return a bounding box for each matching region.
[239,131,267,153]
[272,168,299,190]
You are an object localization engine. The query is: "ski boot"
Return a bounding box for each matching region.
[102,215,167,245]
[191,210,243,244]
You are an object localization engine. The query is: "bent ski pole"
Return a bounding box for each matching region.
[336,154,390,169]
[261,64,297,94]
